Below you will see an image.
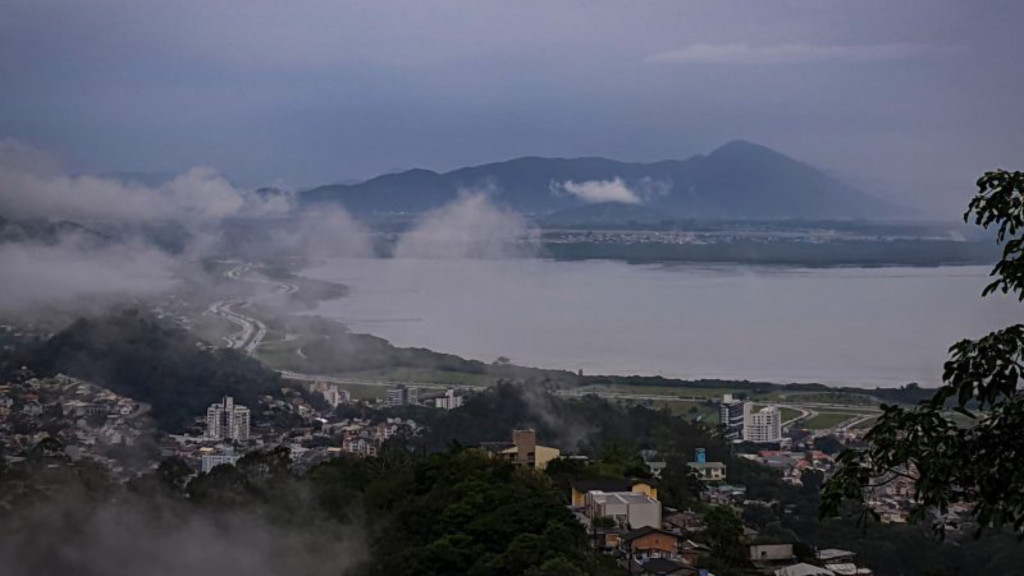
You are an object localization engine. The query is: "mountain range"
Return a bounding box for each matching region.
[300,140,901,221]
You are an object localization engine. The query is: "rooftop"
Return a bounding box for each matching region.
[774,563,836,576]
[590,491,658,505]
[687,461,726,469]
[621,526,680,543]
[817,549,857,562]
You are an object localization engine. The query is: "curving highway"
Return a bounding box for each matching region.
[207,263,292,357]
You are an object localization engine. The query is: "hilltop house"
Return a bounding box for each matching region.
[476,429,560,470]
[585,490,662,531]
[687,461,727,482]
[571,478,659,507]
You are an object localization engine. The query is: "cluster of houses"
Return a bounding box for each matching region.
[570,474,877,576]
[738,450,836,487]
[0,373,151,479]
[1,368,897,576]
[563,444,878,576]
[775,549,873,576]
[163,393,425,473]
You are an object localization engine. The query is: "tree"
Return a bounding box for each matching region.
[703,505,747,566]
[658,456,705,509]
[821,169,1024,536]
[813,434,843,455]
[156,457,193,494]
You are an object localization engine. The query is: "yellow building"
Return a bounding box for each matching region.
[479,429,561,470]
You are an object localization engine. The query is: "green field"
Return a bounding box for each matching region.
[802,412,859,430]
[852,416,878,429]
[334,367,494,388]
[336,383,389,401]
[573,384,755,400]
[757,390,879,406]
[190,315,238,347]
[255,339,308,371]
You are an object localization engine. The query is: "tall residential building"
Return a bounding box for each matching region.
[719,394,745,440]
[433,388,464,410]
[386,385,418,407]
[205,396,250,442]
[742,404,782,443]
[310,381,350,408]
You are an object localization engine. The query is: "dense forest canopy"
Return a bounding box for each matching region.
[4,309,282,432]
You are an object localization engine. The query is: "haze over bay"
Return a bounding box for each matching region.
[306,259,1019,387]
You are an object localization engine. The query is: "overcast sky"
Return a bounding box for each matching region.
[1,0,1021,217]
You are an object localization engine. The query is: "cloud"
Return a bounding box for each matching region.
[0,492,366,576]
[0,234,178,315]
[552,178,645,204]
[269,207,374,259]
[646,43,967,65]
[0,138,293,223]
[393,191,536,259]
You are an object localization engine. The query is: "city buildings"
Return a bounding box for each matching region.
[433,388,464,410]
[205,396,250,442]
[720,394,746,439]
[309,381,350,408]
[200,446,239,473]
[584,490,662,530]
[743,404,782,443]
[386,384,418,407]
[0,374,150,480]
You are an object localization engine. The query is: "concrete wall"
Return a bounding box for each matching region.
[750,543,794,561]
[628,500,662,529]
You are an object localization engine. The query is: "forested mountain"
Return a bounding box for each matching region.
[301,141,900,220]
[5,310,282,432]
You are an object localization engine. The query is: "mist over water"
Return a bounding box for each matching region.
[304,259,1021,387]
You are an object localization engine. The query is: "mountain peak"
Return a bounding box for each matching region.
[709,139,778,157]
[301,141,896,219]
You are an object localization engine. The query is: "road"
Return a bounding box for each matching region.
[783,406,813,427]
[207,263,293,357]
[208,298,267,356]
[555,389,882,415]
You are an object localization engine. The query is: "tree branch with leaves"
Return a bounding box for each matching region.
[820,169,1024,537]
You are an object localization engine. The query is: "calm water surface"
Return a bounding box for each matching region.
[304,259,1021,387]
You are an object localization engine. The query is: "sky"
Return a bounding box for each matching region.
[1,0,1022,217]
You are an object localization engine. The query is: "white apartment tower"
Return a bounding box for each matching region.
[434,388,465,410]
[386,385,418,407]
[310,381,350,408]
[742,404,782,443]
[719,394,745,440]
[206,396,250,442]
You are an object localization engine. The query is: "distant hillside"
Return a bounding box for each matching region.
[301,140,901,220]
[0,215,111,246]
[8,310,282,432]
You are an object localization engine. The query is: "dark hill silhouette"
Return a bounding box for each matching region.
[301,140,901,220]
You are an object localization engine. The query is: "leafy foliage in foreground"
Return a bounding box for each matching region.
[821,169,1024,536]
